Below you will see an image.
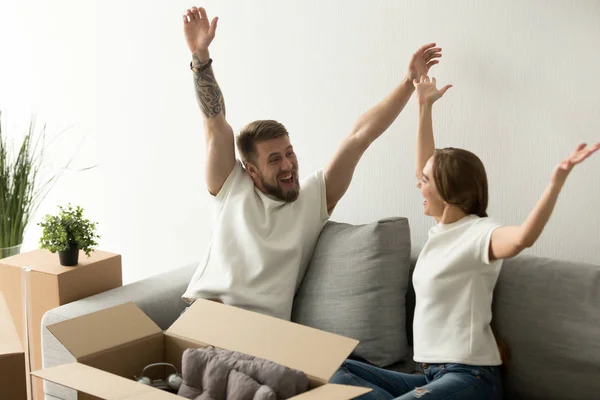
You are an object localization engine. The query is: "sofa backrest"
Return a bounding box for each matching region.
[493,255,600,399]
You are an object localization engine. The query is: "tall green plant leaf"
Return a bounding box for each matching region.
[0,112,85,249]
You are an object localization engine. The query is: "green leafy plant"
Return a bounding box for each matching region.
[38,204,100,257]
[0,111,96,258]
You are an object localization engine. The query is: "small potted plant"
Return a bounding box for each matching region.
[38,204,100,266]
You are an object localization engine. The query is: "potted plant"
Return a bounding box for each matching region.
[0,113,46,258]
[0,111,88,259]
[38,204,100,266]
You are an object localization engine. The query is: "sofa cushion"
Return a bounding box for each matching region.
[492,255,600,400]
[291,218,412,368]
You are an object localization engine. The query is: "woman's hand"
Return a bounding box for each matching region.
[551,143,600,186]
[413,75,452,107]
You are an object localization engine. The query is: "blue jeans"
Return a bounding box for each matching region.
[330,360,503,400]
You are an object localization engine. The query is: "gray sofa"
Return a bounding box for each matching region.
[41,218,600,400]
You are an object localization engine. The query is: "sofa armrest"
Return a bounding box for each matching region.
[41,262,197,400]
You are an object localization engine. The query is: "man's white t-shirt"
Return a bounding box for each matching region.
[412,214,504,366]
[182,160,330,321]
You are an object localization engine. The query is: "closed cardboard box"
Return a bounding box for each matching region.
[0,291,28,400]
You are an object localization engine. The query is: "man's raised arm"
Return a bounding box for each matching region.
[184,6,235,196]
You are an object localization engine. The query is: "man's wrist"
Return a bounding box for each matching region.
[193,49,210,63]
[191,51,212,73]
[402,75,415,89]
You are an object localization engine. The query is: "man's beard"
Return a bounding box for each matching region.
[260,170,300,202]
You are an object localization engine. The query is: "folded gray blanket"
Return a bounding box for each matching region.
[177,347,309,400]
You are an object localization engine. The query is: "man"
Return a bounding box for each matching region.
[181,6,442,320]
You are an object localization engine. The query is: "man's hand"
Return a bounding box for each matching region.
[551,143,600,185]
[183,6,218,57]
[413,75,452,106]
[407,43,442,82]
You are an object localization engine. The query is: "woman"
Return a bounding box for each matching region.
[329,74,600,400]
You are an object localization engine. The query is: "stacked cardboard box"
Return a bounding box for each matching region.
[0,249,122,399]
[0,291,28,400]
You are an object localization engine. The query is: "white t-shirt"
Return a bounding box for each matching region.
[412,214,504,366]
[182,160,330,321]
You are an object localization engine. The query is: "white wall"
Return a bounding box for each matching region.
[1,0,599,284]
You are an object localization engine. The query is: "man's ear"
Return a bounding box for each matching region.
[245,161,259,179]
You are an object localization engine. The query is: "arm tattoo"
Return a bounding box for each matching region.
[192,54,226,118]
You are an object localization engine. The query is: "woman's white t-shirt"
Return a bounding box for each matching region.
[412,214,504,366]
[182,160,330,321]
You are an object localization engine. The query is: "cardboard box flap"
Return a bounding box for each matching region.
[48,302,161,359]
[0,291,23,356]
[167,299,358,382]
[32,362,180,399]
[290,384,372,400]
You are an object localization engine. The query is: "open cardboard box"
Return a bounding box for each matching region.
[32,299,371,399]
[0,291,28,400]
